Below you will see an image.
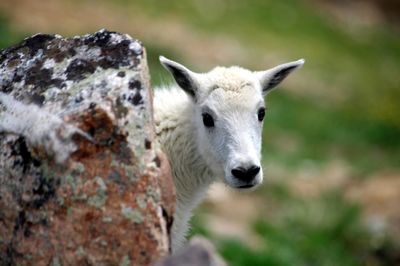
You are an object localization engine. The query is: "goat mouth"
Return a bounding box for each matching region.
[236,184,255,189]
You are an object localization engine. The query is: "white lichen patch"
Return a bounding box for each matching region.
[136,195,147,209]
[73,162,86,174]
[88,176,108,208]
[51,256,61,266]
[43,58,56,69]
[49,58,73,81]
[129,41,143,55]
[74,45,102,59]
[0,68,15,88]
[95,176,107,191]
[120,204,143,223]
[67,207,74,217]
[102,216,113,223]
[120,255,131,266]
[76,246,86,257]
[146,186,161,203]
[122,164,139,182]
[108,32,126,44]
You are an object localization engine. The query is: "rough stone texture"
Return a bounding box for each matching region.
[0,29,175,266]
[155,237,227,266]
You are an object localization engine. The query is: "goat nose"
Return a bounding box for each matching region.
[231,165,260,182]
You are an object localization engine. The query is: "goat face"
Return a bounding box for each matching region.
[160,56,304,189]
[194,70,265,189]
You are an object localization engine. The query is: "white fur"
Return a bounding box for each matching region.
[154,56,304,252]
[0,92,91,163]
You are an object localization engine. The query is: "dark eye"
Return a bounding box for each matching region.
[258,107,265,122]
[202,113,215,127]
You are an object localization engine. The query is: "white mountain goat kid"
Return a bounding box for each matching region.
[153,56,305,252]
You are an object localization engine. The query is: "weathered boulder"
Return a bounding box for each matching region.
[0,29,175,266]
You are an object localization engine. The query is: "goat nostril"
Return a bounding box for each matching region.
[249,166,260,176]
[231,165,260,182]
[231,167,245,179]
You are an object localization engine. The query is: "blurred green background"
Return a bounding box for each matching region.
[1,0,399,265]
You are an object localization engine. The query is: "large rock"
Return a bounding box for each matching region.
[0,29,175,266]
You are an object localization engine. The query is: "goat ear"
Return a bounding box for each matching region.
[159,56,199,100]
[257,59,305,95]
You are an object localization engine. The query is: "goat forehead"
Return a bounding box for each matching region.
[206,87,262,113]
[207,66,256,92]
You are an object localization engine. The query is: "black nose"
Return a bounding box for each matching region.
[231,165,260,182]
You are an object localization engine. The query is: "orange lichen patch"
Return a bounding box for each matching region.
[36,152,169,264]
[69,107,120,158]
[67,107,137,178]
[8,169,167,265]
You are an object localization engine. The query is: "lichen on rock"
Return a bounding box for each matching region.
[0,29,175,266]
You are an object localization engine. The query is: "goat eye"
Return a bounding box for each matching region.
[202,113,215,127]
[258,107,265,122]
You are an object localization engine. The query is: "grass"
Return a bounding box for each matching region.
[263,91,400,174]
[191,186,398,266]
[145,44,183,86]
[0,15,25,49]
